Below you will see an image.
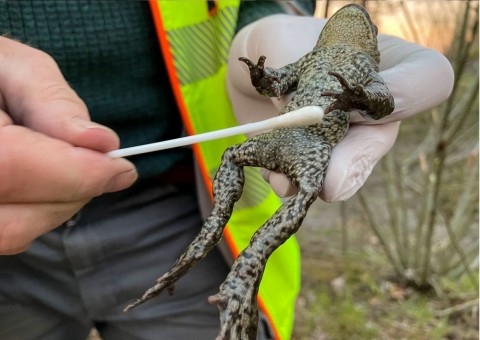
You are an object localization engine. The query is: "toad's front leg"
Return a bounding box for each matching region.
[322,71,394,120]
[239,56,299,99]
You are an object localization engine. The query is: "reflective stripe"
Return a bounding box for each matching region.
[149,1,301,339]
[166,6,237,85]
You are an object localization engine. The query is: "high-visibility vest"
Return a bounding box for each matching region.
[148,1,300,339]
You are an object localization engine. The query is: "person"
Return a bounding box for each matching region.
[0,1,453,340]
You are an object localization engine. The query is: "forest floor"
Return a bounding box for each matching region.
[292,197,478,340]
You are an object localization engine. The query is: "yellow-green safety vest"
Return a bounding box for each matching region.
[149,1,301,338]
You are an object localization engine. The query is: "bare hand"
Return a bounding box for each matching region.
[0,37,138,254]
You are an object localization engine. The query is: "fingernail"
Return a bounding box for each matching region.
[72,116,113,132]
[105,168,138,192]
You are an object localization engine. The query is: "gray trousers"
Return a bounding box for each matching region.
[0,181,231,340]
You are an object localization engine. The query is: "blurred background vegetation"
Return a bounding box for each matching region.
[294,1,479,339]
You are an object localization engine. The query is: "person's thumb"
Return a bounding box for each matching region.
[320,121,400,202]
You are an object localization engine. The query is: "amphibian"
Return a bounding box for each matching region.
[125,4,394,339]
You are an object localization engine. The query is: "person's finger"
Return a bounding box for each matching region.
[0,37,119,152]
[0,124,137,203]
[0,200,88,255]
[0,109,13,126]
[261,168,298,197]
[320,121,400,202]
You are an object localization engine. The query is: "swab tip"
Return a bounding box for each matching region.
[272,106,324,129]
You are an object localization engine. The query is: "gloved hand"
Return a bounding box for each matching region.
[227,15,454,202]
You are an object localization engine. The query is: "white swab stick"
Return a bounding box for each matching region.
[107,106,324,158]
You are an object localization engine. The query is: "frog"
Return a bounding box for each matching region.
[125,4,394,339]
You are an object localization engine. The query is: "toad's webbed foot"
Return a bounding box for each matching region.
[123,248,203,312]
[123,210,232,312]
[208,276,259,340]
[322,71,370,114]
[239,56,282,99]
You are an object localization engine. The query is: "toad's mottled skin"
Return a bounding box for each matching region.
[125,4,394,339]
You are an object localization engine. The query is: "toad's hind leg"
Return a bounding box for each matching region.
[124,144,252,311]
[209,187,321,340]
[209,143,331,340]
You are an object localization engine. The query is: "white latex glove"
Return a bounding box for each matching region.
[227,15,454,202]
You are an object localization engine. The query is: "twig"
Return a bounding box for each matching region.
[434,298,479,317]
[323,0,330,18]
[446,0,478,111]
[358,190,404,276]
[402,123,435,171]
[384,154,408,267]
[444,216,479,290]
[443,245,479,279]
[446,125,479,163]
[340,201,348,255]
[399,1,422,44]
[445,77,479,145]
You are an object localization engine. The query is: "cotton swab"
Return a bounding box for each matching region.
[107,106,324,158]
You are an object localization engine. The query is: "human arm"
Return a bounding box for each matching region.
[227,15,454,201]
[0,37,137,255]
